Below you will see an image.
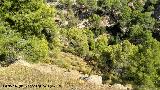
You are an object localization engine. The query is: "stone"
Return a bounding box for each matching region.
[86,75,102,85]
[112,84,133,90]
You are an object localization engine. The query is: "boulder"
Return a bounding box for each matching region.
[80,74,102,85]
[87,75,102,85]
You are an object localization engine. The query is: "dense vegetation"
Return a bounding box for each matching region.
[0,0,160,89]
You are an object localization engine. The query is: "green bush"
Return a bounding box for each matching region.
[0,23,49,64]
[21,37,49,63]
[62,28,89,57]
[95,34,110,53]
[124,38,160,88]
[90,32,159,87]
[0,24,21,66]
[94,39,138,82]
[95,35,160,89]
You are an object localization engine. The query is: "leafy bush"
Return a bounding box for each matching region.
[61,28,90,57]
[94,39,138,82]
[94,33,160,89]
[123,38,160,88]
[109,40,138,83]
[0,24,21,66]
[95,34,110,53]
[21,37,49,63]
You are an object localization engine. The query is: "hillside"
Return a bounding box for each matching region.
[0,59,131,90]
[0,0,160,90]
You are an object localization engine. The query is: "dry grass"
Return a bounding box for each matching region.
[0,60,120,90]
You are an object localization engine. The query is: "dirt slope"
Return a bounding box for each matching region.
[0,60,127,90]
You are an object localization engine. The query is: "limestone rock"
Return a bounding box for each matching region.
[87,75,102,85]
[79,74,102,85]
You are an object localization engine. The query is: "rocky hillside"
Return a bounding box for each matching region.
[0,60,132,90]
[0,0,160,90]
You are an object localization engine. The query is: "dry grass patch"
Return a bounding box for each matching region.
[0,62,115,90]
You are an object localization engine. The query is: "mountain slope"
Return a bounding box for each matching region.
[0,60,125,90]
